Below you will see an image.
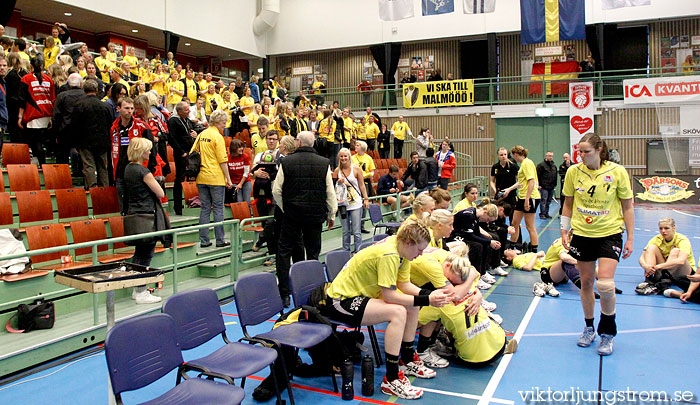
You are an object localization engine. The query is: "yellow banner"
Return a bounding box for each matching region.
[402,79,474,109]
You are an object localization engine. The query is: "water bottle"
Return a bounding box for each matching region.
[361,355,374,396]
[341,359,354,400]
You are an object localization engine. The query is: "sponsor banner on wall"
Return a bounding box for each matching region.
[633,175,699,204]
[402,79,474,108]
[623,75,700,104]
[569,82,595,164]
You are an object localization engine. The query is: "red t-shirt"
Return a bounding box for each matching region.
[228,153,251,184]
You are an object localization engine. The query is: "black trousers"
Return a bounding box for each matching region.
[172,155,187,213]
[276,214,323,298]
[366,139,376,151]
[394,139,404,159]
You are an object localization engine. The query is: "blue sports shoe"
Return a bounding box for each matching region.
[577,326,596,347]
[597,334,614,356]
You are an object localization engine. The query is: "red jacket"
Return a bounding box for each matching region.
[20,73,55,124]
[436,150,456,179]
[110,117,155,179]
[357,81,372,93]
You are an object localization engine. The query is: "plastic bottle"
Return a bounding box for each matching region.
[341,359,354,400]
[361,355,374,396]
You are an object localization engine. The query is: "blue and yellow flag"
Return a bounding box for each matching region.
[520,0,585,44]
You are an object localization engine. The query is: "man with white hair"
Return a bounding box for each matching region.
[53,72,85,165]
[272,131,337,306]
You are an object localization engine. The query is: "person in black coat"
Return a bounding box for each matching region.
[536,151,557,219]
[4,53,27,143]
[402,151,428,192]
[167,101,197,215]
[53,73,85,165]
[72,79,113,188]
[377,123,391,159]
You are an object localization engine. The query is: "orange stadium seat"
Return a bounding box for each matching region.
[25,223,91,270]
[55,188,89,221]
[182,181,199,203]
[7,164,41,192]
[15,190,53,224]
[70,219,134,263]
[0,192,13,225]
[1,143,31,166]
[43,164,73,190]
[89,186,121,216]
[230,202,263,232]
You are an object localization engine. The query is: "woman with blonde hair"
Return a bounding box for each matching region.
[502,145,540,253]
[449,203,500,286]
[124,136,166,304]
[407,193,436,222]
[192,109,233,248]
[43,36,59,69]
[334,147,369,252]
[425,209,454,249]
[48,63,67,89]
[57,54,73,73]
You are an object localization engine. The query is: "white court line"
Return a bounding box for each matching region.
[523,323,700,337]
[420,387,514,404]
[477,296,541,405]
[672,209,700,219]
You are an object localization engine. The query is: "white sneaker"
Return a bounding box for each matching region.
[488,312,503,325]
[543,283,560,297]
[477,279,492,290]
[481,299,497,312]
[417,347,449,368]
[481,273,497,284]
[489,267,509,277]
[381,371,423,399]
[532,282,546,297]
[500,260,508,267]
[399,353,436,379]
[430,340,455,358]
[133,289,162,304]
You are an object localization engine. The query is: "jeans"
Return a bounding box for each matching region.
[362,93,371,108]
[236,181,252,203]
[197,184,226,244]
[341,207,363,252]
[539,188,554,217]
[438,178,449,190]
[132,242,156,293]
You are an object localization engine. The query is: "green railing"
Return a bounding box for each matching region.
[294,66,695,110]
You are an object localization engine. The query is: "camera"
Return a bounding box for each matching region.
[338,205,347,219]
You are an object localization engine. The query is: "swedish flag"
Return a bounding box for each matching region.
[520,0,585,44]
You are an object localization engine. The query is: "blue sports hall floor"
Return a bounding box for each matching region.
[1,204,699,404]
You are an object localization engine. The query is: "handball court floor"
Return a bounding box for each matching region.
[1,205,699,404]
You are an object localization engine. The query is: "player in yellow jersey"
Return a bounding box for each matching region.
[452,183,479,213]
[638,217,696,297]
[424,209,453,249]
[320,219,453,400]
[503,145,540,253]
[561,133,634,356]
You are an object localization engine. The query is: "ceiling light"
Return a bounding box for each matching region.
[535,107,554,117]
[64,12,72,16]
[131,29,138,33]
[185,42,191,46]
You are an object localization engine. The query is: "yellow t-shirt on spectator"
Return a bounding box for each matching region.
[94,57,114,83]
[191,127,228,186]
[312,80,324,95]
[43,46,60,70]
[184,78,198,102]
[248,112,260,134]
[351,153,375,179]
[239,96,255,115]
[365,122,380,140]
[150,73,168,96]
[123,55,139,76]
[204,93,224,115]
[319,118,337,142]
[392,122,411,141]
[354,122,366,140]
[251,133,267,155]
[166,79,184,105]
[106,51,117,64]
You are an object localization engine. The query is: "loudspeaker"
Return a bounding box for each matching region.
[163,30,180,57]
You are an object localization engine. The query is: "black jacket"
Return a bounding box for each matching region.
[402,160,428,189]
[280,146,330,223]
[72,95,113,152]
[559,161,573,189]
[167,115,196,158]
[450,207,490,244]
[424,157,439,183]
[536,160,558,189]
[53,87,85,140]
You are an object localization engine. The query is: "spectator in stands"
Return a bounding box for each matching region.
[192,109,233,248]
[378,165,410,210]
[391,116,411,159]
[0,55,7,155]
[123,47,139,81]
[377,122,391,159]
[94,47,112,84]
[402,151,427,192]
[558,153,572,216]
[435,140,456,190]
[365,115,380,151]
[181,69,199,106]
[427,69,443,82]
[273,131,336,306]
[536,151,557,219]
[189,96,208,127]
[105,83,127,120]
[143,92,171,177]
[48,64,67,92]
[290,106,309,138]
[167,101,196,215]
[226,139,252,204]
[249,75,260,103]
[204,84,223,117]
[311,75,325,95]
[84,66,104,99]
[165,52,176,69]
[43,36,60,70]
[166,70,184,112]
[124,137,164,304]
[73,79,112,189]
[415,127,433,158]
[334,147,369,252]
[579,54,595,78]
[358,79,373,108]
[352,140,376,233]
[52,73,85,165]
[18,56,55,166]
[424,147,439,191]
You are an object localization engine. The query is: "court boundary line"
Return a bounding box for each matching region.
[420,387,514,404]
[523,323,700,337]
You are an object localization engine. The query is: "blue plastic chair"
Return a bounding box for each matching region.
[324,250,351,282]
[234,272,334,405]
[289,260,327,308]
[104,313,244,405]
[162,288,282,402]
[373,233,389,241]
[368,203,402,235]
[358,241,374,251]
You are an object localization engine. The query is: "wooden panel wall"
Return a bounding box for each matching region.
[649,17,700,68]
[497,33,590,102]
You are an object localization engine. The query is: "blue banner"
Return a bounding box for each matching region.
[422,0,455,16]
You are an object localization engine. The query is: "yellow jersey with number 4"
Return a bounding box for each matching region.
[563,161,632,238]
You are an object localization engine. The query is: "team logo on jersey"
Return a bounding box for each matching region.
[603,175,614,183]
[636,176,694,203]
[585,216,593,224]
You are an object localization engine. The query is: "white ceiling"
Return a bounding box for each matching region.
[14,0,255,60]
